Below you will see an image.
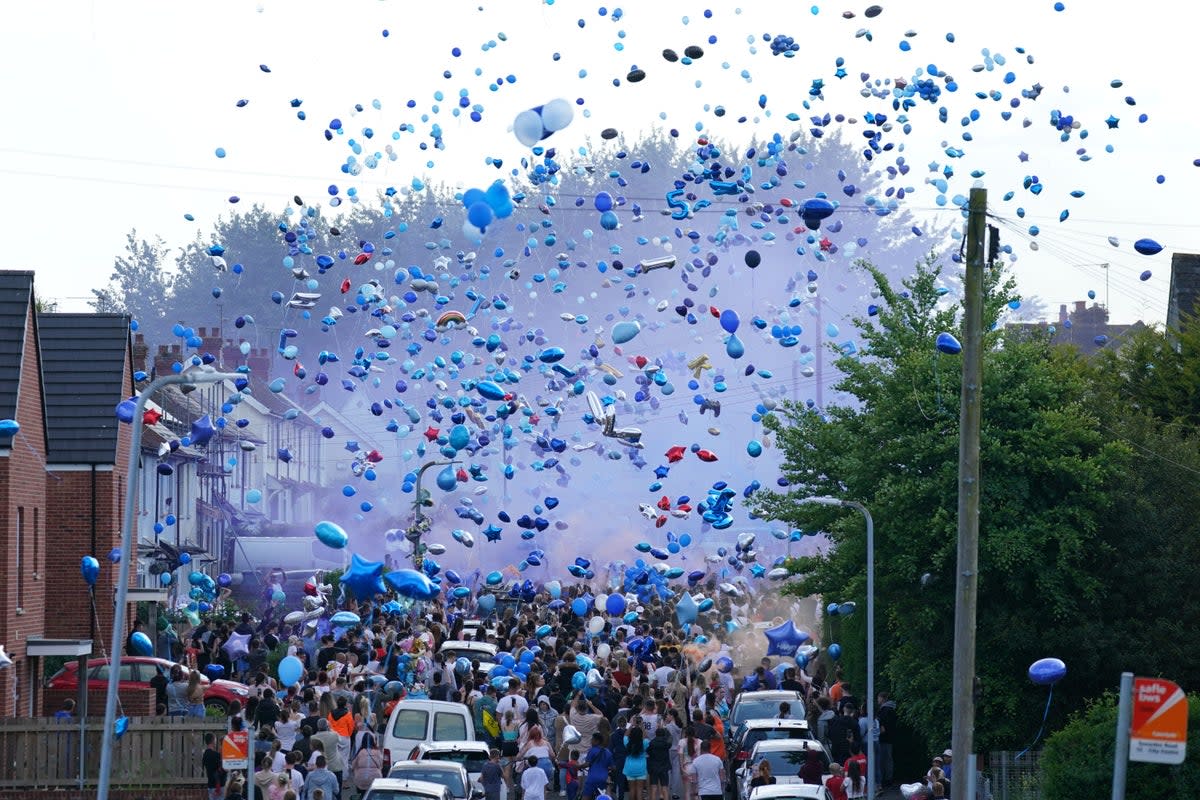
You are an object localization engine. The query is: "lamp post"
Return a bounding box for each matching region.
[406,459,459,569]
[98,367,242,800]
[800,496,876,799]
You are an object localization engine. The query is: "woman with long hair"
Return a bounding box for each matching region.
[750,760,776,789]
[187,669,206,717]
[500,709,521,792]
[352,730,386,796]
[845,759,866,799]
[622,725,648,800]
[518,724,556,787]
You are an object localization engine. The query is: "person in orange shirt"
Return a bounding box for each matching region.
[829,680,845,704]
[327,694,356,779]
[705,712,726,760]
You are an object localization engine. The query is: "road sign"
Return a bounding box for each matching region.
[1130,677,1188,765]
[221,729,249,770]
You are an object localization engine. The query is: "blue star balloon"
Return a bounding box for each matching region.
[384,568,441,600]
[189,415,216,446]
[342,553,386,600]
[764,619,812,657]
[483,524,504,542]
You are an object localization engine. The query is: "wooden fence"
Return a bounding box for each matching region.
[0,716,225,788]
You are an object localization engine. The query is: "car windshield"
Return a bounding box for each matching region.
[440,646,492,661]
[366,793,443,800]
[753,748,830,776]
[425,751,488,774]
[390,769,466,798]
[742,728,812,753]
[731,700,800,726]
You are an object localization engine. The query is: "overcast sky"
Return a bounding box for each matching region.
[1,0,1193,324]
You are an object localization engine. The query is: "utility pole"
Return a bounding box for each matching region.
[951,187,987,800]
[406,459,458,569]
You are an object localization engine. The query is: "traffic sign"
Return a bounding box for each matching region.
[1130,677,1188,765]
[221,729,249,770]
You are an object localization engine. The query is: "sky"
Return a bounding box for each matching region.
[0,0,1195,325]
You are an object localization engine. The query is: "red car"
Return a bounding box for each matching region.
[46,656,251,713]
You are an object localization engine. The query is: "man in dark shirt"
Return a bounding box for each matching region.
[254,691,280,731]
[316,636,339,673]
[201,732,224,799]
[149,665,169,713]
[826,705,861,764]
[234,613,255,637]
[779,668,805,693]
[690,709,717,743]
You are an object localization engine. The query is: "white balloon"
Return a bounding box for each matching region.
[588,616,605,634]
[513,109,544,147]
[596,643,611,660]
[541,98,574,132]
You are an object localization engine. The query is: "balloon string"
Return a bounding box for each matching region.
[89,588,126,719]
[1015,686,1054,760]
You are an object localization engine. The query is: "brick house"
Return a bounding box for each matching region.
[0,271,50,717]
[40,313,136,649]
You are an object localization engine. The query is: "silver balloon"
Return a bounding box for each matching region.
[562,725,582,747]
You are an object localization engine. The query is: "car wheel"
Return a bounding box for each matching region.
[204,698,229,715]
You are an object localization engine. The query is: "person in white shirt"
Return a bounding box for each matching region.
[690,741,726,800]
[521,755,550,800]
[652,664,675,687]
[497,679,530,717]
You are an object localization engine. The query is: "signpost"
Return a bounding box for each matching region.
[1130,677,1188,765]
[221,729,249,771]
[1112,672,1188,800]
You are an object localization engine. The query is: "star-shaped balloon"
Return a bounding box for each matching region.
[654,465,670,479]
[483,524,503,542]
[277,447,293,463]
[665,446,686,463]
[342,553,386,600]
[675,592,699,626]
[189,415,216,447]
[763,619,812,657]
[222,631,251,661]
[424,427,440,442]
[750,564,766,578]
[143,408,163,425]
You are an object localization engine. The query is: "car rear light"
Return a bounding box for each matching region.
[384,749,392,773]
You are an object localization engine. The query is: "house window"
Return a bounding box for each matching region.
[15,507,24,606]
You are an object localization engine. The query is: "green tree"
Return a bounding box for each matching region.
[1041,693,1200,800]
[751,256,1132,752]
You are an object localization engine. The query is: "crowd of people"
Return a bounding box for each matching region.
[184,577,933,800]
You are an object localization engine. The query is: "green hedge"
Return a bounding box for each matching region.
[1041,692,1200,800]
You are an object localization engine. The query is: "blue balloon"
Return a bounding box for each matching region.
[477,594,497,614]
[828,643,842,661]
[605,594,627,616]
[1133,238,1163,256]
[719,309,740,334]
[331,611,361,627]
[935,332,963,355]
[384,568,440,600]
[1028,657,1067,686]
[612,321,640,344]
[81,556,100,587]
[449,424,471,451]
[278,655,305,687]
[572,671,587,690]
[594,192,614,212]
[467,201,495,230]
[486,571,504,586]
[129,631,153,656]
[571,597,589,617]
[436,465,458,491]
[314,520,349,549]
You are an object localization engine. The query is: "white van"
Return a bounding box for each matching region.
[382,699,478,765]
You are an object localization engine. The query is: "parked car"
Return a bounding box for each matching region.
[437,640,499,681]
[736,739,831,800]
[45,656,250,712]
[382,699,477,766]
[386,760,480,800]
[729,719,814,788]
[364,778,456,800]
[728,690,807,729]
[748,784,833,800]
[407,740,505,800]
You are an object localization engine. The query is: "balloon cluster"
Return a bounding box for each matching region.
[461,181,516,239]
[512,98,574,147]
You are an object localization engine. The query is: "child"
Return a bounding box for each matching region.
[564,750,581,800]
[522,755,550,800]
[201,732,225,800]
[268,773,289,800]
[225,776,245,800]
[481,748,505,800]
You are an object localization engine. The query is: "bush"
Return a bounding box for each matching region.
[1041,692,1200,800]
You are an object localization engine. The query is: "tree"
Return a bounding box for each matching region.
[750,256,1133,752]
[91,231,176,344]
[1041,693,1200,800]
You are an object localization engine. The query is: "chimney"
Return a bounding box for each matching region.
[1168,253,1200,333]
[200,326,223,361]
[152,344,182,378]
[132,334,149,374]
[1058,304,1068,325]
[1074,300,1086,316]
[247,347,271,377]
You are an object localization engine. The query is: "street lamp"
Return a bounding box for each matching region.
[800,496,876,800]
[406,459,459,569]
[98,368,242,800]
